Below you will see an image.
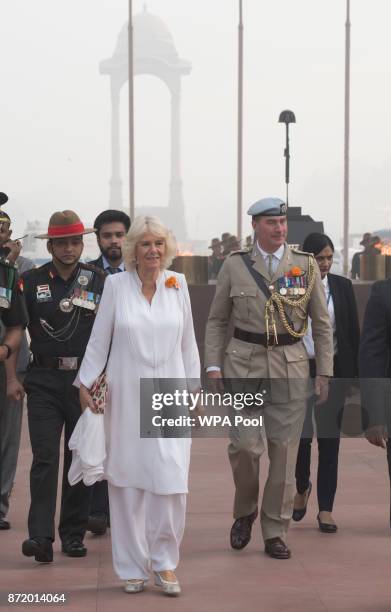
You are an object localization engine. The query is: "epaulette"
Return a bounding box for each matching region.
[290,247,314,257]
[229,249,250,257]
[0,256,17,270]
[22,266,38,278]
[80,262,108,277]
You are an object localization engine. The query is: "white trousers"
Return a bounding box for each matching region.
[108,484,187,580]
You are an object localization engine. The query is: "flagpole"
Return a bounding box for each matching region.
[237,0,243,241]
[343,0,351,277]
[129,0,135,220]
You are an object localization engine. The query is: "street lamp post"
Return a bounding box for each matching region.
[278,109,296,206]
[128,0,135,221]
[237,0,244,241]
[343,0,351,277]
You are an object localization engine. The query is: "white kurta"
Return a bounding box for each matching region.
[77,269,200,494]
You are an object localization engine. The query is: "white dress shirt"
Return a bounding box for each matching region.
[256,242,285,274]
[101,255,125,272]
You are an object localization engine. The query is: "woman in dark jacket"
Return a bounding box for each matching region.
[292,233,360,532]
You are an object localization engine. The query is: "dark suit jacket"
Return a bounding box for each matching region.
[359,280,391,378]
[88,256,104,270]
[328,273,360,378]
[359,280,391,426]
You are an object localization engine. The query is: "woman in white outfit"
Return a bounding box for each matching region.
[78,216,200,596]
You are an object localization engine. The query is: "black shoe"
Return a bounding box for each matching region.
[0,518,10,530]
[230,508,258,550]
[22,538,53,563]
[61,539,87,557]
[317,514,338,533]
[87,513,108,536]
[292,482,312,522]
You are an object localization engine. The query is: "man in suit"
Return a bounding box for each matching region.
[87,209,131,535]
[359,280,391,526]
[205,197,333,559]
[89,210,131,274]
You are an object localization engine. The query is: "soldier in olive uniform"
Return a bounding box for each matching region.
[21,211,106,563]
[205,197,333,559]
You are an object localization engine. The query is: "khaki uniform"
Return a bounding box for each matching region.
[205,243,333,541]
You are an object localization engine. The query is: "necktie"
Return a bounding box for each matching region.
[267,254,274,277]
[108,266,121,274]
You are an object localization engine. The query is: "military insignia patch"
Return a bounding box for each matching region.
[36,284,52,302]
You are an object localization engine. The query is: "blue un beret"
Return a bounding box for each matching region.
[247,197,287,217]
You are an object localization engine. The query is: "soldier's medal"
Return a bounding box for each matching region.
[268,285,275,292]
[72,288,97,311]
[59,298,74,313]
[85,291,97,311]
[280,287,287,296]
[293,287,299,296]
[78,275,89,286]
[72,288,82,307]
[0,287,11,309]
[298,288,305,295]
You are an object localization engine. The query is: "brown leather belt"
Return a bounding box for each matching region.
[233,327,300,348]
[33,355,80,370]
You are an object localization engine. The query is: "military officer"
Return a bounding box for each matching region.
[205,197,333,559]
[0,194,28,522]
[21,210,106,563]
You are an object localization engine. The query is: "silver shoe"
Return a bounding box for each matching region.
[154,572,181,596]
[124,579,145,593]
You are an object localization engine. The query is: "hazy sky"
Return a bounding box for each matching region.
[1,0,390,249]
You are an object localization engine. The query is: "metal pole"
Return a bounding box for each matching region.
[285,123,290,206]
[343,0,351,277]
[237,0,243,241]
[129,0,135,220]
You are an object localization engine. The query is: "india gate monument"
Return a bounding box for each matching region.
[100,5,191,241]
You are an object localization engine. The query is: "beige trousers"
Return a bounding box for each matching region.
[228,399,306,542]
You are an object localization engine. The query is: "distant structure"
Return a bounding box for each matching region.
[100,5,191,240]
[286,207,324,247]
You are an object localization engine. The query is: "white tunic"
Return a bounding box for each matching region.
[77,269,200,495]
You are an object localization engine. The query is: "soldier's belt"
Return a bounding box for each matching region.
[234,327,301,347]
[32,355,80,370]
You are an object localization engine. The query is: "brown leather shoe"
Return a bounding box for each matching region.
[264,537,291,559]
[230,508,258,550]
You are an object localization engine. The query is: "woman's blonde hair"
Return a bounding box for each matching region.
[123,215,177,270]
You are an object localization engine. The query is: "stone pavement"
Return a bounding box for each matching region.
[1,415,390,612]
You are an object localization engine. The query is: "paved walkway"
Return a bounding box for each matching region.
[1,415,391,611]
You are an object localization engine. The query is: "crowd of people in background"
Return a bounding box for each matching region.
[351,232,383,280]
[209,229,386,282]
[208,232,253,280]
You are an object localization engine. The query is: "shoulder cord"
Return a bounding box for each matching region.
[39,309,81,342]
[265,255,317,343]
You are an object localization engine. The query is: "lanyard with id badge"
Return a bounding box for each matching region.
[0,258,16,310]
